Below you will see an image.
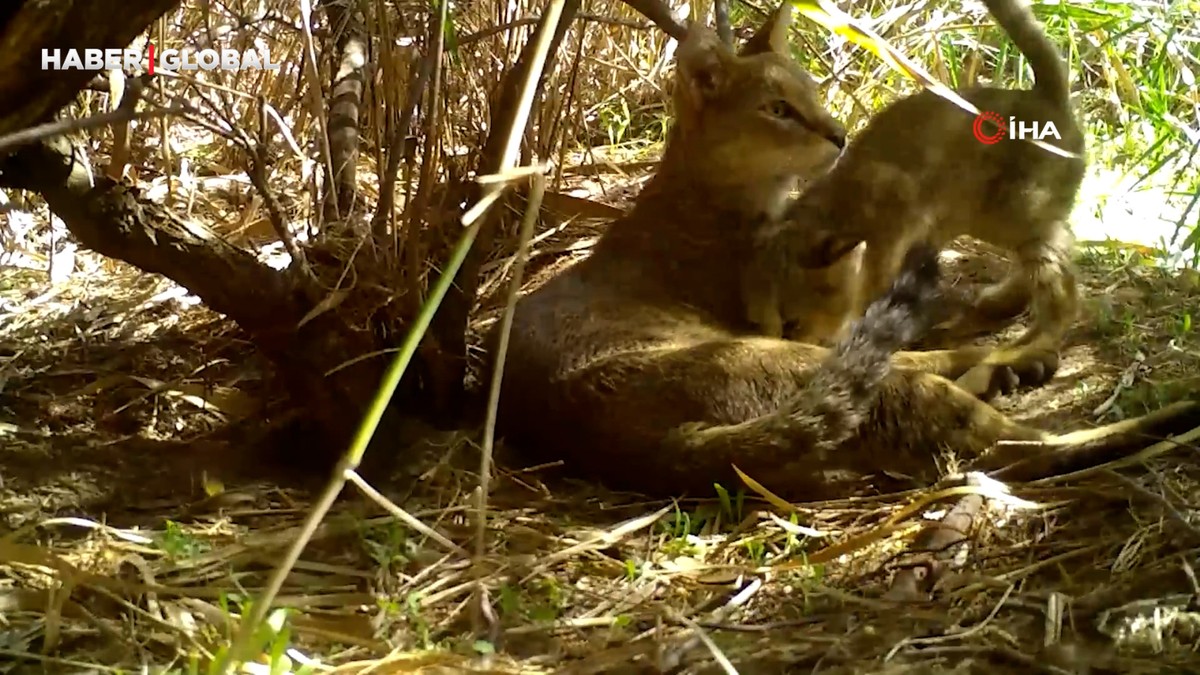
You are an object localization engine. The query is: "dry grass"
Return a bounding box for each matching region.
[2,0,1200,672]
[3,194,1200,673]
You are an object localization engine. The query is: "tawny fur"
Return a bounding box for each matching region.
[489,5,1198,500]
[744,0,1086,394]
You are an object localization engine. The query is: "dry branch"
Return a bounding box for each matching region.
[620,0,688,40]
[885,475,987,601]
[0,137,293,324]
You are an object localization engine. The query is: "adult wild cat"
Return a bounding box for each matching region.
[489,10,1196,500]
[743,0,1085,394]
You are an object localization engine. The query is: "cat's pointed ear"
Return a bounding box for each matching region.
[675,23,735,123]
[739,2,793,56]
[843,240,867,277]
[808,232,867,272]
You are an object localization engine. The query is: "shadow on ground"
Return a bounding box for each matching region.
[2,225,1199,673]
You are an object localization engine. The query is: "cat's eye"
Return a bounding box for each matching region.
[764,99,799,121]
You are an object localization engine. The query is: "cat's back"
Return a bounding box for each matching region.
[844,85,1082,173]
[499,256,608,381]
[501,248,724,383]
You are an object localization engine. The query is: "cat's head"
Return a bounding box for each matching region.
[669,3,847,217]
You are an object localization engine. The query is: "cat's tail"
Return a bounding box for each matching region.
[800,241,943,448]
[982,0,1070,107]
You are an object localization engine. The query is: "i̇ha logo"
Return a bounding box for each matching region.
[972,110,1061,144]
[42,45,282,74]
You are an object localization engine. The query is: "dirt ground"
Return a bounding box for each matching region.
[2,170,1200,673]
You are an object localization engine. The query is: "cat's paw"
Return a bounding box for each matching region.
[954,362,1017,401]
[954,346,1059,400]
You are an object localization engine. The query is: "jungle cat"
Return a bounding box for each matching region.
[742,0,1086,395]
[487,8,1196,501]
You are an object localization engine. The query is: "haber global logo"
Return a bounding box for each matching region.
[972,110,1061,144]
[42,46,282,74]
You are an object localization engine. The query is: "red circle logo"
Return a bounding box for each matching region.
[972,111,1006,144]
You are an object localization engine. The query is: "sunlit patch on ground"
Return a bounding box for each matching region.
[1075,160,1197,265]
